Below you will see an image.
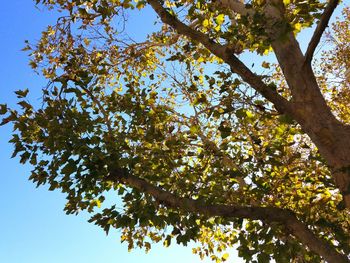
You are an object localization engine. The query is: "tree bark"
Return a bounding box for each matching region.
[107,169,350,263]
[265,1,350,208]
[144,0,350,260]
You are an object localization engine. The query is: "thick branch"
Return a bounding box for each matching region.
[213,0,255,16]
[264,1,350,207]
[304,0,340,64]
[146,0,294,116]
[108,169,349,263]
[143,1,350,260]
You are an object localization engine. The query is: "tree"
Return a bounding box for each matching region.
[1,0,350,262]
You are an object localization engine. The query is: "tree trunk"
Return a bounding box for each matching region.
[271,30,350,208]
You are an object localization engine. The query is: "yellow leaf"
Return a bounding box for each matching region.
[222,253,229,261]
[263,47,273,55]
[94,199,101,208]
[246,110,254,119]
[294,22,302,33]
[215,14,225,25]
[202,19,210,28]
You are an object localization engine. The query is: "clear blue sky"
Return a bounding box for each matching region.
[0,1,235,262]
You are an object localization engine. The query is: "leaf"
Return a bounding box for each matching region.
[83,38,91,46]
[144,241,151,252]
[163,235,172,247]
[202,19,210,28]
[215,14,225,25]
[235,108,247,119]
[61,160,76,176]
[0,104,7,115]
[246,110,254,119]
[15,89,29,98]
[261,61,270,69]
[17,101,32,110]
[20,152,31,164]
[257,252,270,263]
[136,0,146,10]
[218,124,231,139]
[190,125,199,135]
[221,253,229,261]
[294,22,302,33]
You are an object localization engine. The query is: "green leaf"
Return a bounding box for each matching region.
[0,104,7,115]
[218,124,231,139]
[17,101,32,110]
[190,125,199,135]
[235,108,247,119]
[257,252,270,263]
[61,160,76,176]
[15,89,29,98]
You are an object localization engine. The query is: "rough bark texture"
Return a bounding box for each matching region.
[265,0,350,208]
[131,0,350,261]
[108,169,350,263]
[147,0,350,209]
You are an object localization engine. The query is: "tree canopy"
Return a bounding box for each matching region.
[1,0,350,262]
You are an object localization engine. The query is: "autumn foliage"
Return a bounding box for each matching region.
[1,1,350,262]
